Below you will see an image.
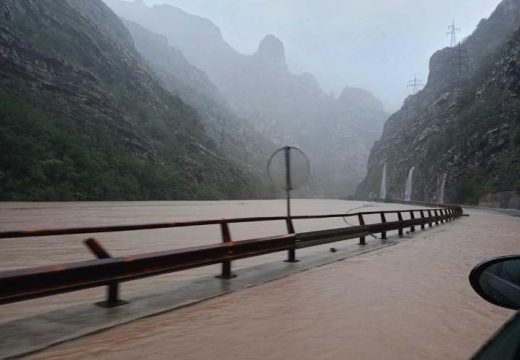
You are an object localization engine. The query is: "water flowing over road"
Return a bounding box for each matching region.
[1,201,518,359]
[1,200,397,321]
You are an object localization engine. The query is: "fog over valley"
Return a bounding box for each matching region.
[139,0,500,111]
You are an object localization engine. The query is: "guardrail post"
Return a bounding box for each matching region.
[83,238,127,308]
[441,209,446,223]
[420,210,425,230]
[358,214,366,245]
[427,210,433,227]
[397,212,404,237]
[216,222,237,279]
[434,210,439,225]
[285,218,299,262]
[380,213,387,240]
[409,211,415,232]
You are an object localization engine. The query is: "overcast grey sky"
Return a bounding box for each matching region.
[142,0,501,111]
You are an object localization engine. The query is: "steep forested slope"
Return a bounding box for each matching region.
[0,0,264,200]
[122,20,276,189]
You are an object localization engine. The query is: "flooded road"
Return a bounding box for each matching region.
[2,201,519,359]
[0,200,413,321]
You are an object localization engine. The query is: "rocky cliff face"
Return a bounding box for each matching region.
[0,0,266,200]
[106,0,388,197]
[255,35,288,71]
[357,0,520,205]
[122,19,276,192]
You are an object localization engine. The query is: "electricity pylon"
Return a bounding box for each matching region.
[447,19,460,47]
[451,42,469,79]
[407,75,424,94]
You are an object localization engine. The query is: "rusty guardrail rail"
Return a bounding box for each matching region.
[0,205,463,307]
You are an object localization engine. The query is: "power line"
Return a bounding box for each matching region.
[447,19,461,47]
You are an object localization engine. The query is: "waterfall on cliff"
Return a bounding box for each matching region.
[379,163,387,200]
[439,173,447,204]
[404,167,415,201]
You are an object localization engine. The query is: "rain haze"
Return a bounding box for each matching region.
[142,0,501,111]
[4,0,520,358]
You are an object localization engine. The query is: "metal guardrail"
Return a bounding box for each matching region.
[0,206,463,307]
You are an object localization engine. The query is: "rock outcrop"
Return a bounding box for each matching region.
[254,35,288,71]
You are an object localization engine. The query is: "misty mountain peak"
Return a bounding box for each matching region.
[339,86,384,112]
[255,34,286,69]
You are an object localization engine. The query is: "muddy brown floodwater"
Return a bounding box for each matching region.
[1,201,519,359]
[0,199,415,321]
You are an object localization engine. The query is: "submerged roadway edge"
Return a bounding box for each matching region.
[0,234,415,360]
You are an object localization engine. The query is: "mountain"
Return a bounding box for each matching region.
[0,0,267,200]
[121,19,277,184]
[105,0,388,197]
[356,0,520,207]
[122,19,221,105]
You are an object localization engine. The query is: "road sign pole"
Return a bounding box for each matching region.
[284,146,292,218]
[284,146,298,262]
[267,145,309,264]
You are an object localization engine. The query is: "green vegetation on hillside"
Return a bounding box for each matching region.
[0,0,261,200]
[0,82,250,200]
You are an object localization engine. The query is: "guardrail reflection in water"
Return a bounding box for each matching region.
[0,206,463,307]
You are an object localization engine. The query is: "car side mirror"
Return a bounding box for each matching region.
[470,256,520,310]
